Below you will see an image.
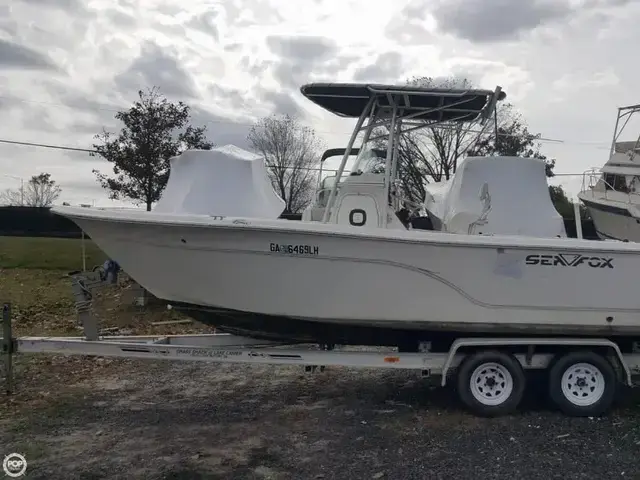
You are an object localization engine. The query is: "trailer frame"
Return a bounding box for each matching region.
[4,277,640,417]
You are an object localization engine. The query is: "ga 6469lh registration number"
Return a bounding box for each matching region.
[270,243,319,256]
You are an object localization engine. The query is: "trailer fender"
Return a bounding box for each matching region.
[440,337,632,387]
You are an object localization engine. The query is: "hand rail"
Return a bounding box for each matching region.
[580,168,636,204]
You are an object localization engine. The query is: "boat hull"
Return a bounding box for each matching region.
[580,196,640,242]
[53,208,640,344]
[171,302,640,351]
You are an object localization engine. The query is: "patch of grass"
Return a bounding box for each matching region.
[0,254,215,420]
[0,236,107,270]
[2,267,212,338]
[0,236,107,332]
[0,268,81,339]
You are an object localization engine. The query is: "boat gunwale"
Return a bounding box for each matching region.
[52,206,640,254]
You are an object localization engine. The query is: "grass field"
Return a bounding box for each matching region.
[1,236,106,334]
[1,234,213,423]
[0,235,108,270]
[0,235,209,337]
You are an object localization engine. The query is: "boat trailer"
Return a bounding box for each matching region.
[3,272,640,417]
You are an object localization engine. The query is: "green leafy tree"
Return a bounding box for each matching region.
[467,107,556,177]
[0,172,61,207]
[92,87,215,211]
[549,185,589,220]
[248,114,325,213]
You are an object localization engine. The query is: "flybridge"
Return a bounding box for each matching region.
[609,103,640,158]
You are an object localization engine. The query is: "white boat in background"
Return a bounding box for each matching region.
[578,104,640,242]
[52,82,640,350]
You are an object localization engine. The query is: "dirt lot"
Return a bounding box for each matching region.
[2,238,640,479]
[3,357,640,479]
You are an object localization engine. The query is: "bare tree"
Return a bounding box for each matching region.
[372,76,548,205]
[0,172,61,207]
[405,76,481,181]
[248,114,325,213]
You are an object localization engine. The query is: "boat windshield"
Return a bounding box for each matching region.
[322,175,336,190]
[317,175,337,207]
[350,145,387,175]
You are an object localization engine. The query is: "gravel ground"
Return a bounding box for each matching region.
[2,357,640,480]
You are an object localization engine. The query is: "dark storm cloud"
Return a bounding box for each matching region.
[396,0,634,44]
[114,41,199,99]
[0,38,61,71]
[432,0,571,43]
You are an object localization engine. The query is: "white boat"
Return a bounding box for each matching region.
[578,104,640,241]
[52,83,640,349]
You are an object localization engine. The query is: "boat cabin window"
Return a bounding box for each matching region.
[603,173,629,193]
[350,145,387,176]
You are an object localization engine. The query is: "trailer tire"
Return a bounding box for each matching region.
[456,350,526,417]
[548,351,617,417]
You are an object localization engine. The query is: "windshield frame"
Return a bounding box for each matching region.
[350,144,387,176]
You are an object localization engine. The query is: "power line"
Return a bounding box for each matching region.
[0,136,605,178]
[0,138,95,153]
[0,94,619,148]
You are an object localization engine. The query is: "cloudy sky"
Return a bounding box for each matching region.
[1,0,639,207]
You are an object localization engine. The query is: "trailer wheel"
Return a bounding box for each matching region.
[456,351,526,417]
[548,351,617,417]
